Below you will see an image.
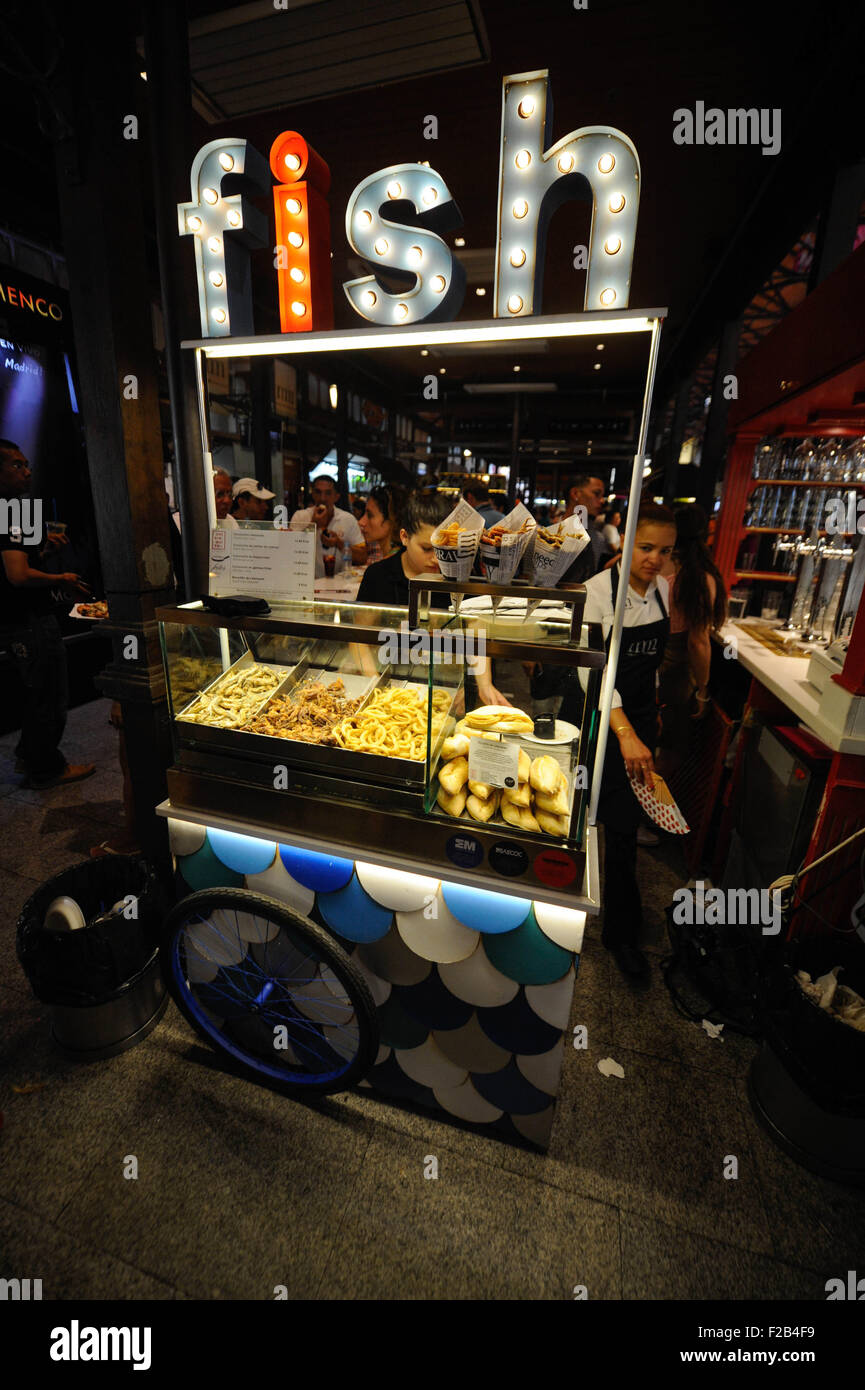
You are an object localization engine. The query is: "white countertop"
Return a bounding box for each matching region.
[716,620,865,755]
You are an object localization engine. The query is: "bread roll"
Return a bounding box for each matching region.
[466,791,500,823]
[437,785,467,818]
[530,755,560,796]
[501,799,540,832]
[465,705,534,735]
[536,809,569,837]
[517,748,531,784]
[439,756,468,795]
[441,733,470,761]
[468,779,494,800]
[502,782,531,808]
[534,782,569,817]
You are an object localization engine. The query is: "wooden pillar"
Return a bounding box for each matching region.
[711,430,762,592]
[48,4,174,864]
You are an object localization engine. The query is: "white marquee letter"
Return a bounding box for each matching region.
[494,69,640,316]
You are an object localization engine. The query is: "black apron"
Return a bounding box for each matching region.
[597,565,669,833]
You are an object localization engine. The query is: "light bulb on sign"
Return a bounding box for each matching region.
[557,153,575,173]
[609,193,625,213]
[289,267,305,283]
[507,294,523,313]
[407,245,423,266]
[422,186,438,205]
[202,187,218,204]
[431,275,446,292]
[598,153,615,173]
[291,301,306,317]
[359,210,373,228]
[518,97,535,118]
[387,181,402,199]
[604,236,621,255]
[218,153,235,171]
[363,290,377,308]
[285,197,302,214]
[227,210,241,227]
[476,287,486,296]
[187,215,202,232]
[374,238,389,256]
[600,288,616,305]
[269,129,334,335]
[395,303,409,320]
[510,248,526,267]
[288,231,304,248]
[512,199,528,219]
[515,150,531,169]
[209,272,224,287]
[207,237,221,253]
[285,153,301,171]
[212,308,226,324]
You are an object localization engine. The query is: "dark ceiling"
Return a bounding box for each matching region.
[3,0,863,410]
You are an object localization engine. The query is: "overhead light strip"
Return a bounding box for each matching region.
[182,309,664,359]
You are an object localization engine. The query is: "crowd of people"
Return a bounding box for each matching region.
[1,444,728,920]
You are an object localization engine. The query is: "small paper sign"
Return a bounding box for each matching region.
[209,526,315,601]
[468,735,520,790]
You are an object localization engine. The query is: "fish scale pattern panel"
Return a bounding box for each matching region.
[171,821,585,1149]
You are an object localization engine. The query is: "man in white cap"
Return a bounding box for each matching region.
[289,473,363,577]
[232,477,275,522]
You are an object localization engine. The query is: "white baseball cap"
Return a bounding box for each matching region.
[232,477,275,500]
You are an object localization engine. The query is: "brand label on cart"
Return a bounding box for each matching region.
[445,833,484,869]
[468,737,519,789]
[533,848,578,888]
[489,842,529,877]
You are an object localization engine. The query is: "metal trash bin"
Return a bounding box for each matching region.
[16,855,168,1060]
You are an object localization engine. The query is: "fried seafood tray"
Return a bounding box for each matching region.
[172,650,459,786]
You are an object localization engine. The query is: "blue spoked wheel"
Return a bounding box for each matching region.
[163,889,379,1094]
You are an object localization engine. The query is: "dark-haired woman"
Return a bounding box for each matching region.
[569,503,677,978]
[358,484,403,566]
[656,504,728,781]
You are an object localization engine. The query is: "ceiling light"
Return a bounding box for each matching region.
[593,362,601,370]
[513,365,521,372]
[475,287,486,296]
[463,448,472,457]
[439,368,446,375]
[596,343,605,350]
[455,237,466,247]
[420,349,429,356]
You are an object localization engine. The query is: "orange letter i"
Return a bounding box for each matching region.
[269,131,334,332]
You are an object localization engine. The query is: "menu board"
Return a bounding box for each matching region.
[209,526,315,600]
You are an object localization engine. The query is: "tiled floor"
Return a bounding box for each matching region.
[1,699,863,1300]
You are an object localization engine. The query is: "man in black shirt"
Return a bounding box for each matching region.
[0,440,94,788]
[559,473,614,585]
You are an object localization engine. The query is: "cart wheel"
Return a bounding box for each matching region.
[163,889,379,1095]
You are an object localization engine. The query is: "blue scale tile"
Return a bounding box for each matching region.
[482,907,573,985]
[175,839,244,892]
[317,873,393,943]
[395,969,474,1031]
[440,883,532,934]
[278,844,354,893]
[476,989,563,1055]
[207,828,276,876]
[377,992,431,1051]
[472,1059,553,1115]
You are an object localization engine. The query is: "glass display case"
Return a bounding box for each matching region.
[157,582,606,904]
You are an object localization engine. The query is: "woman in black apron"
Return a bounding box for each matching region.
[580,506,676,977]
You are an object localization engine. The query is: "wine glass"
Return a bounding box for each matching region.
[792,438,815,482]
[815,438,841,481]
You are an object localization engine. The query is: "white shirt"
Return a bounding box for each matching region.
[289,505,363,579]
[216,514,239,530]
[579,566,669,709]
[602,522,621,550]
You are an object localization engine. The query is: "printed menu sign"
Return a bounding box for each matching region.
[209,527,315,600]
[468,736,520,789]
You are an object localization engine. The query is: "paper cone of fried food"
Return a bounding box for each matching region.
[431,498,485,582]
[531,513,591,588]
